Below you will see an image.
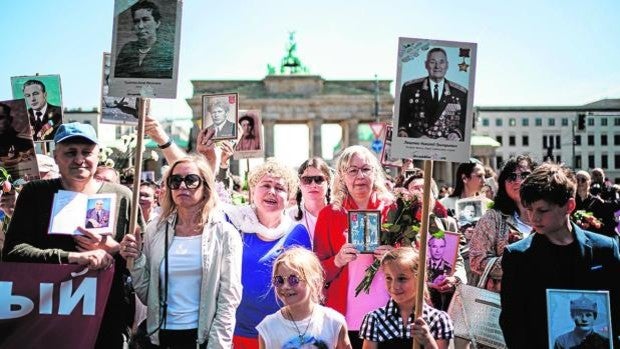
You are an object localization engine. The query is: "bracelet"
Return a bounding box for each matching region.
[158,139,172,149]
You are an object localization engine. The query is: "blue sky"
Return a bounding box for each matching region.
[1,0,619,118]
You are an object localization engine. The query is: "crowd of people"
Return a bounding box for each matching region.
[1,119,620,349]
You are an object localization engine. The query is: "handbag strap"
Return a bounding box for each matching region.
[477,257,498,288]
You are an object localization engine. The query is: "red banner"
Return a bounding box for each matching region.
[0,263,114,349]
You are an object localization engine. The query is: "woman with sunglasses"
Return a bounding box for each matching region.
[119,155,243,348]
[468,155,536,292]
[222,159,312,349]
[287,157,332,243]
[314,145,395,348]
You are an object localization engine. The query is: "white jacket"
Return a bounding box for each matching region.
[130,209,243,348]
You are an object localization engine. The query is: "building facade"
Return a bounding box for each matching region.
[475,99,620,182]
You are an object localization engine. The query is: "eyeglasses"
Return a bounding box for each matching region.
[345,167,373,177]
[300,176,326,185]
[577,177,589,183]
[506,171,531,182]
[167,174,204,190]
[272,274,304,288]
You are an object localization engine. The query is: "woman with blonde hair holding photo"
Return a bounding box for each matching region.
[314,145,395,348]
[120,154,243,348]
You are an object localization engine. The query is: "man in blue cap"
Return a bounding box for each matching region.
[2,122,140,348]
[554,295,610,349]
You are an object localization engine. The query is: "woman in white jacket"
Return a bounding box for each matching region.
[120,154,243,349]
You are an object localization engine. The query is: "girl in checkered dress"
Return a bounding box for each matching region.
[360,247,454,348]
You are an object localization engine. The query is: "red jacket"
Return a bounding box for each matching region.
[313,194,393,316]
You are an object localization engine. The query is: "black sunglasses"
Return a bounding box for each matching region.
[300,176,326,185]
[506,171,531,182]
[272,274,304,288]
[167,174,204,190]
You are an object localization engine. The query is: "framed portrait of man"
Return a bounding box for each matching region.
[348,210,381,254]
[427,232,459,286]
[380,125,400,167]
[11,75,64,143]
[234,110,264,160]
[100,52,138,125]
[390,38,477,163]
[455,196,491,229]
[108,0,183,99]
[546,289,613,349]
[0,99,38,181]
[202,93,239,141]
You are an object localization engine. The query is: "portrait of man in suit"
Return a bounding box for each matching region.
[85,199,110,229]
[203,95,237,140]
[427,236,453,284]
[22,79,62,142]
[398,47,467,141]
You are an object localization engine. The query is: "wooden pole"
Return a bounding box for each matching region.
[413,159,433,349]
[126,98,148,269]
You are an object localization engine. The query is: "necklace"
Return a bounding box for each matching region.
[138,46,151,54]
[286,307,314,344]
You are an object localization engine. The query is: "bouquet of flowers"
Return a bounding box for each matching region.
[355,188,447,296]
[572,210,603,230]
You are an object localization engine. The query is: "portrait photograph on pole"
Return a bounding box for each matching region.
[234,109,265,159]
[390,37,477,163]
[109,0,183,99]
[100,52,138,125]
[0,99,38,181]
[202,93,239,141]
[10,74,64,142]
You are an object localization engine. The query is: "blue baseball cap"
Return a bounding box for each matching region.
[53,122,99,144]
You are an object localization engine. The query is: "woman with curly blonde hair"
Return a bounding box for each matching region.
[222,159,312,349]
[314,145,395,348]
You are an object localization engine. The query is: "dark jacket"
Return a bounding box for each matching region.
[500,223,620,348]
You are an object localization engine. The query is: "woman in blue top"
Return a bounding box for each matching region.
[223,159,311,349]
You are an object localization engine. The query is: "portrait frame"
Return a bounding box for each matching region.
[85,197,113,230]
[10,74,64,143]
[0,99,39,181]
[380,124,400,167]
[141,170,155,182]
[348,210,381,254]
[234,109,264,159]
[546,289,613,349]
[390,37,477,163]
[100,52,138,125]
[49,192,117,236]
[455,196,491,229]
[202,93,239,141]
[427,231,460,284]
[108,0,183,99]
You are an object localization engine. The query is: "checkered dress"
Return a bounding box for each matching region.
[359,299,453,347]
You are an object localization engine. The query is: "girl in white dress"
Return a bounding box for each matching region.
[257,247,352,349]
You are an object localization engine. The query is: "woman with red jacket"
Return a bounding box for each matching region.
[314,145,395,348]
